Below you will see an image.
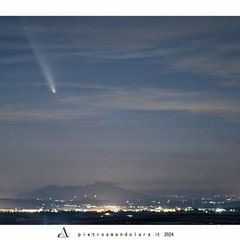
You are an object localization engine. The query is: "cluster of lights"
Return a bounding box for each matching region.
[0,205,238,214]
[1,193,240,214]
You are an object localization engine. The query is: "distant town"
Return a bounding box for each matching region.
[1,193,240,214]
[1,183,240,224]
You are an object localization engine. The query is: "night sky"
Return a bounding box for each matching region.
[1,17,240,196]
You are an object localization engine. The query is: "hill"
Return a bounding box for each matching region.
[17,182,153,204]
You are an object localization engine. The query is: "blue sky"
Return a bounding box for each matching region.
[0,17,240,195]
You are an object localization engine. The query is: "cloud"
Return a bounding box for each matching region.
[171,42,240,79]
[0,54,34,64]
[0,105,94,121]
[60,87,240,118]
[1,18,239,69]
[1,18,240,121]
[1,86,238,122]
[1,17,240,90]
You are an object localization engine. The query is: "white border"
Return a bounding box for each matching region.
[0,0,240,16]
[0,225,240,240]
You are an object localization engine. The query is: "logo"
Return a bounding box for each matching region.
[58,227,69,238]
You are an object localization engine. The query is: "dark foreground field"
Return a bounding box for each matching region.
[1,211,240,224]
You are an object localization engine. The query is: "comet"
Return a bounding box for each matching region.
[28,34,56,94]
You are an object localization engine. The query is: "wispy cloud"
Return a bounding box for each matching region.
[1,17,240,121]
[1,17,240,90]
[171,42,240,78]
[60,87,240,117]
[2,18,240,75]
[0,108,92,121]
[1,86,239,121]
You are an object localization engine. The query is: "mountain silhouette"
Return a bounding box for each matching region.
[17,182,153,204]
